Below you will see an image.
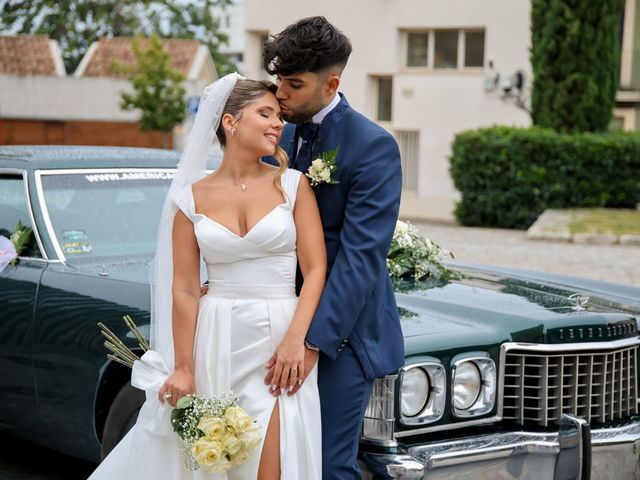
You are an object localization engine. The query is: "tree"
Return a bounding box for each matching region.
[0,0,236,75]
[112,34,186,149]
[530,0,624,132]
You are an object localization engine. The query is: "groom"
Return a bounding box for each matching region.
[263,16,405,479]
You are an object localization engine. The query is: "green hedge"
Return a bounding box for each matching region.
[450,126,640,229]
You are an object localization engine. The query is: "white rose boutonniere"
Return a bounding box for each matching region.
[305,146,340,190]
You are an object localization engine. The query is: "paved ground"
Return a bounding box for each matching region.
[2,222,639,478]
[412,221,640,287]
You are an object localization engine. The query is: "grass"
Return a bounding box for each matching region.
[568,208,640,235]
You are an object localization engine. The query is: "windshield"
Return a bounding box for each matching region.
[40,170,174,262]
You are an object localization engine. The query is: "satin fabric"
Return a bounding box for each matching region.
[89,168,321,480]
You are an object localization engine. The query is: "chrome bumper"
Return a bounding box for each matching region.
[360,415,640,479]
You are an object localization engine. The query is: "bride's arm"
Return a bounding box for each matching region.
[270,176,326,394]
[158,210,201,407]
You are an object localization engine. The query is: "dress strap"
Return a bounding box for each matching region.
[170,184,196,220]
[281,168,303,207]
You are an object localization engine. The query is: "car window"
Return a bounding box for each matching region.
[0,175,41,258]
[40,170,173,262]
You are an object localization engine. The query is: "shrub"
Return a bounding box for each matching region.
[450,126,640,229]
[531,0,624,132]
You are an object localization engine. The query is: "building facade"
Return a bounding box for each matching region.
[213,0,246,72]
[0,36,217,149]
[243,0,640,222]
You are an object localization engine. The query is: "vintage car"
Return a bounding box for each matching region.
[1,145,639,479]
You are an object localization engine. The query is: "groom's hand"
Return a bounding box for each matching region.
[264,346,319,396]
[200,282,209,297]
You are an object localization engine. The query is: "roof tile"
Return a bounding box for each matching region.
[0,35,59,76]
[81,37,200,77]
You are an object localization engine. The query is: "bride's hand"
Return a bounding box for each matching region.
[270,336,305,395]
[158,368,195,407]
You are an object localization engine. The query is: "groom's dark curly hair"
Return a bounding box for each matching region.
[263,16,352,76]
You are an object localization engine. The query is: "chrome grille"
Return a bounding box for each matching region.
[502,343,639,426]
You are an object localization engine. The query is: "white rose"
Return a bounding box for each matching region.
[221,432,244,456]
[320,167,331,181]
[394,221,409,237]
[238,429,261,451]
[230,449,250,466]
[192,437,223,471]
[197,415,226,440]
[224,405,255,433]
[311,158,325,170]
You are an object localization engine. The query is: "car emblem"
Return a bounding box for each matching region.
[568,293,589,311]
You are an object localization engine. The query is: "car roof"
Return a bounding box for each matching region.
[0,145,181,170]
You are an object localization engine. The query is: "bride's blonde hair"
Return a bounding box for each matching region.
[216,79,288,197]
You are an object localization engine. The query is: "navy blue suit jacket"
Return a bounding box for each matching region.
[283,94,404,380]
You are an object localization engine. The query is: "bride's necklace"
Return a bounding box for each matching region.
[217,171,249,192]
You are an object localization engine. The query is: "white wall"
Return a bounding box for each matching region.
[0,74,209,121]
[245,0,532,221]
[213,0,246,71]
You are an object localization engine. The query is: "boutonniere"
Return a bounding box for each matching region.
[305,146,340,190]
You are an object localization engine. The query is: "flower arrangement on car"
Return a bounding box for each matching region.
[387,220,457,282]
[98,316,261,473]
[0,221,35,272]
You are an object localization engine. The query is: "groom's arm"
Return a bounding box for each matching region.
[305,132,402,359]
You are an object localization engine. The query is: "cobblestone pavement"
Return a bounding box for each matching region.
[412,221,640,287]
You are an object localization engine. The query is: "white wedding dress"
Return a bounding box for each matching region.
[90,168,322,479]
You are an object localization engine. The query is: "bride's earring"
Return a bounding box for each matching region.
[231,127,237,136]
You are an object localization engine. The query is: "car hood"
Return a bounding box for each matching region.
[397,264,639,356]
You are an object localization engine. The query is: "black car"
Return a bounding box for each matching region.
[1,145,640,479]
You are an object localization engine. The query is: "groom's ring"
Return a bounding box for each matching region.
[291,368,297,373]
[163,392,172,399]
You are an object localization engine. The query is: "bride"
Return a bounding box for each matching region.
[89,73,325,479]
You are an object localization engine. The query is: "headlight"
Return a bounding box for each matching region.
[401,367,429,417]
[452,356,496,417]
[453,362,481,410]
[400,360,446,425]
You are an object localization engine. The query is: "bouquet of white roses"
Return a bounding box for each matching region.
[387,220,456,281]
[171,394,261,473]
[98,316,261,473]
